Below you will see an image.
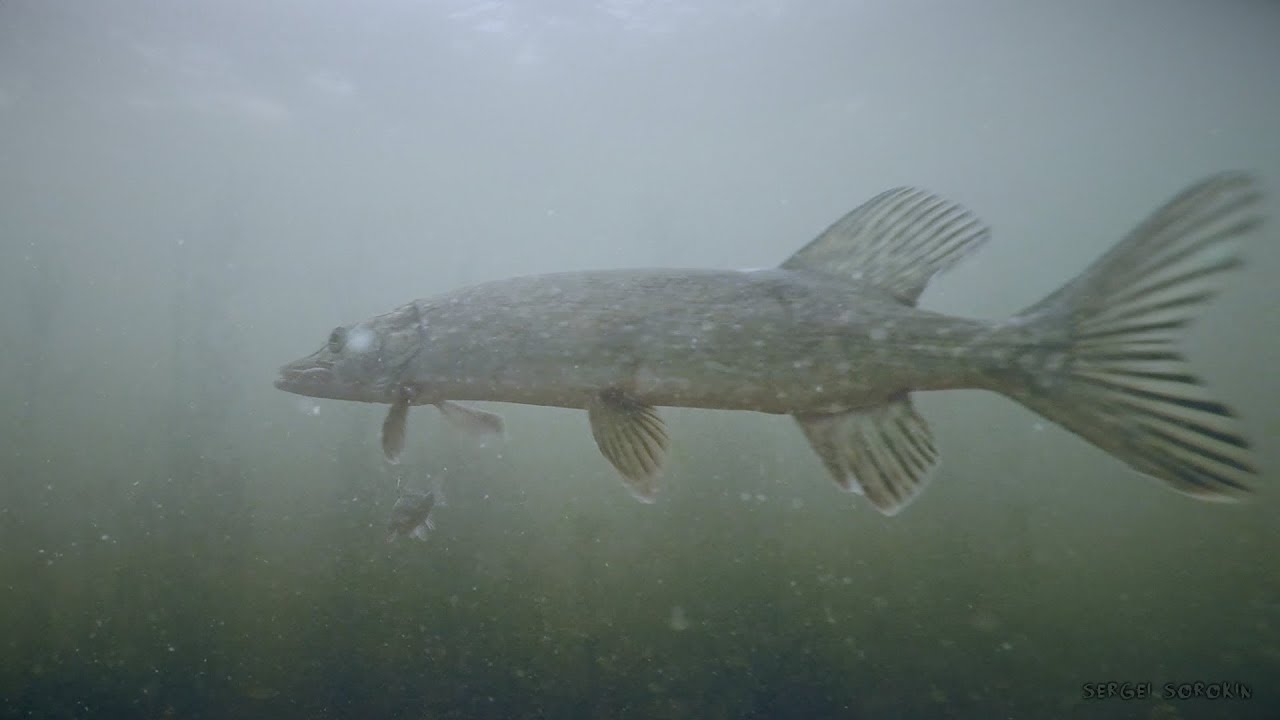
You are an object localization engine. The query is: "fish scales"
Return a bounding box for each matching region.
[405,268,1010,414]
[277,175,1261,515]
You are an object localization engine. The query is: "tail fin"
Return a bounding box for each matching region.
[1009,173,1263,500]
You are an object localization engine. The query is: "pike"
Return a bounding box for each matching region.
[275,174,1262,515]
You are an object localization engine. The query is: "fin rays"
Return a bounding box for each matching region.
[781,187,990,305]
[1012,172,1261,500]
[587,390,670,502]
[795,396,939,516]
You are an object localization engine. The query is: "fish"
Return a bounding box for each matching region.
[386,490,440,542]
[275,173,1263,515]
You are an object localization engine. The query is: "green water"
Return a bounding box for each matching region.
[2,2,1278,718]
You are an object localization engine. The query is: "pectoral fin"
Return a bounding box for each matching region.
[435,401,505,437]
[794,394,938,515]
[587,390,670,502]
[382,397,411,464]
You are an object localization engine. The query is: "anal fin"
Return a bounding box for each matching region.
[794,395,938,515]
[587,390,670,502]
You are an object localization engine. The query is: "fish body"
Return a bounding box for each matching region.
[386,491,438,542]
[394,268,1008,414]
[277,175,1262,514]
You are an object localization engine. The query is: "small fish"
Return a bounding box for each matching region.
[276,174,1263,515]
[386,490,439,542]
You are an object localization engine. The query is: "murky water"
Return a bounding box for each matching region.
[2,2,1278,718]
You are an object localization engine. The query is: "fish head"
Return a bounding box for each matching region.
[274,302,424,403]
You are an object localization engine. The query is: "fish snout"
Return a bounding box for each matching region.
[274,362,333,395]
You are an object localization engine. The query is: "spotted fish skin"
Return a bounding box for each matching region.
[277,174,1261,515]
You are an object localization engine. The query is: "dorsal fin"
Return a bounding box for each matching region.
[781,187,990,305]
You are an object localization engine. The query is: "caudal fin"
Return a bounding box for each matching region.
[1010,173,1262,500]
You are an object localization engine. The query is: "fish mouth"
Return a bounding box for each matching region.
[274,364,333,394]
[274,362,388,403]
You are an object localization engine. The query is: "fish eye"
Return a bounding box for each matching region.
[327,327,347,353]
